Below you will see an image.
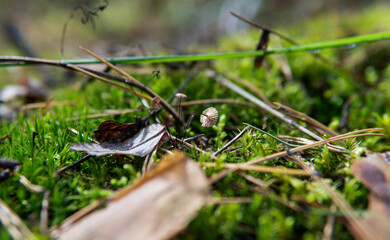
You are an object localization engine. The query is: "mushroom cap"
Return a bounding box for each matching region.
[175,93,187,99]
[151,96,161,108]
[200,107,219,127]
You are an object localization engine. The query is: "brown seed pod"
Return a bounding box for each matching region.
[200,107,218,127]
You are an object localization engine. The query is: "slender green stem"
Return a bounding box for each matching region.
[1,31,390,67]
[244,123,300,148]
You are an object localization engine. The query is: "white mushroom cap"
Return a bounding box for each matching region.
[175,93,187,99]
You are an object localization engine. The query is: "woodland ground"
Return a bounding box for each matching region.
[1,2,390,240]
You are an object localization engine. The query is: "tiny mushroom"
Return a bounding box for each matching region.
[175,93,187,121]
[151,96,161,109]
[175,93,187,100]
[200,107,219,127]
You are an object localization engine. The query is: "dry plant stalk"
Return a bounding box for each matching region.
[273,102,339,137]
[53,151,210,240]
[200,162,311,176]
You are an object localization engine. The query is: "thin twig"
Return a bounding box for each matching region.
[56,155,92,176]
[167,65,202,103]
[273,102,339,137]
[78,66,184,125]
[78,47,184,126]
[221,71,275,107]
[229,11,338,67]
[322,204,336,240]
[0,54,183,125]
[235,182,303,212]
[67,127,98,143]
[21,101,77,111]
[66,109,142,121]
[178,99,262,111]
[67,64,152,100]
[201,162,311,176]
[229,11,296,44]
[0,134,10,141]
[238,172,270,189]
[213,126,250,156]
[169,134,218,161]
[209,197,253,205]
[40,191,50,236]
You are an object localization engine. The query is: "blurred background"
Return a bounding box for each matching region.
[0,0,389,58]
[0,0,389,89]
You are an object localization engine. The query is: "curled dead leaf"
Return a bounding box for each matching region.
[53,151,210,240]
[350,152,390,240]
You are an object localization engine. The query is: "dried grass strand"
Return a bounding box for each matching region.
[209,130,385,183]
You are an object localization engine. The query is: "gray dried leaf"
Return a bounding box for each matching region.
[70,124,165,157]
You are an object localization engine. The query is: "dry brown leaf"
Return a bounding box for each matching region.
[350,152,390,240]
[0,198,36,240]
[94,119,148,142]
[70,123,165,157]
[53,151,210,240]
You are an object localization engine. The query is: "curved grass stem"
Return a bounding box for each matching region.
[1,31,390,67]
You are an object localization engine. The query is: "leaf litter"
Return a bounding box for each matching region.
[52,151,210,240]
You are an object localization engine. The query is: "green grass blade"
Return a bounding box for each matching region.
[1,31,390,67]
